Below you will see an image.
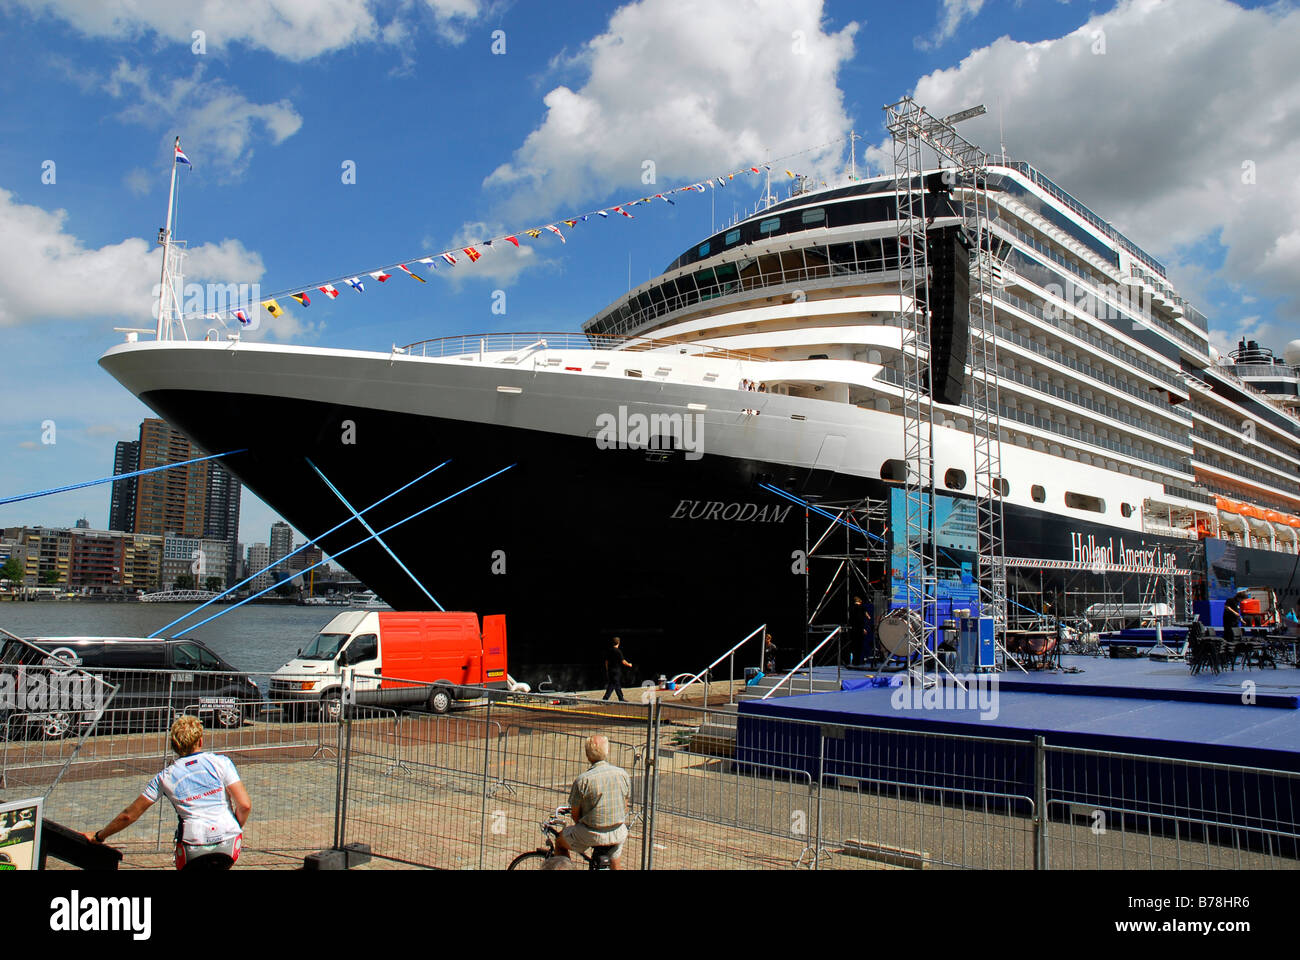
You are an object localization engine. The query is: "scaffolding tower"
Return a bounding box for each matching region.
[803,496,890,651]
[885,99,939,672]
[884,97,1008,670]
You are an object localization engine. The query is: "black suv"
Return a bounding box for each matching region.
[0,636,263,739]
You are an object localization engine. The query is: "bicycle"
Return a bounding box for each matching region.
[507,806,618,870]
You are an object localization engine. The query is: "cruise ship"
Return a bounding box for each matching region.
[99,158,1300,686]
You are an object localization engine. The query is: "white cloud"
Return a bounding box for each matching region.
[895,0,1300,331]
[251,306,320,342]
[107,61,302,179]
[424,0,484,44]
[0,187,265,328]
[930,0,985,46]
[14,0,381,61]
[425,221,547,285]
[14,0,493,61]
[485,0,859,213]
[123,168,152,197]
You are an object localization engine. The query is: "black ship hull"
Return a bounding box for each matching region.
[139,387,1297,688]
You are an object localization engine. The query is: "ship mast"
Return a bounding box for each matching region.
[156,136,183,341]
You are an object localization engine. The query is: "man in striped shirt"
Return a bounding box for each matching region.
[555,735,631,869]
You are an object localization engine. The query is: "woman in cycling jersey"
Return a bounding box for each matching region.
[86,715,251,870]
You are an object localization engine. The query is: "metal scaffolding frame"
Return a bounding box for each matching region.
[802,497,890,651]
[885,96,1008,672]
[885,99,939,674]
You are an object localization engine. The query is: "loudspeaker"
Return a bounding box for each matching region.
[926,225,971,407]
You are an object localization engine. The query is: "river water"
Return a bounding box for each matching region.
[0,602,338,674]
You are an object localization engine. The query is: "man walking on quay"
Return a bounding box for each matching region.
[603,636,633,701]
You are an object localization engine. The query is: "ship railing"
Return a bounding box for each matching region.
[992,322,1187,418]
[1228,363,1300,380]
[1140,521,1199,541]
[876,367,1193,476]
[993,365,1190,447]
[586,248,909,339]
[1205,363,1300,429]
[1186,402,1300,465]
[991,218,1205,355]
[1193,432,1300,487]
[1191,454,1300,502]
[1196,478,1299,517]
[992,288,1184,392]
[398,331,770,365]
[1160,483,1215,507]
[669,623,766,707]
[1000,161,1168,279]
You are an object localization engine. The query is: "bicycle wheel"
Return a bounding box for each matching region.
[507,850,552,870]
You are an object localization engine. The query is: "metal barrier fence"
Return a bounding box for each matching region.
[1,665,339,868]
[6,662,1300,870]
[1044,744,1300,870]
[333,680,651,870]
[654,700,1037,869]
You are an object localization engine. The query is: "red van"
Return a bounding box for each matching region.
[270,611,508,716]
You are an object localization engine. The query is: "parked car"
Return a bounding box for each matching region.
[0,636,263,739]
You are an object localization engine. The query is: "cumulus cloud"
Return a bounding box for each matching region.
[0,187,264,328]
[485,0,858,213]
[423,221,548,285]
[13,0,492,61]
[892,0,1300,330]
[928,0,986,47]
[424,0,485,44]
[106,61,302,179]
[13,0,380,62]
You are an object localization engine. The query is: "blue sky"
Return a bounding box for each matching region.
[1,0,1297,548]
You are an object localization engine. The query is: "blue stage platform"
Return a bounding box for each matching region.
[740,681,1300,771]
[740,659,1300,849]
[831,655,1300,708]
[997,655,1300,709]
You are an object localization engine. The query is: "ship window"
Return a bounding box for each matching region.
[1120,502,1135,518]
[760,218,781,234]
[1065,492,1106,513]
[697,242,710,257]
[944,468,967,491]
[801,208,826,225]
[625,369,642,378]
[1031,485,1046,503]
[881,459,909,482]
[994,478,1010,497]
[725,229,740,246]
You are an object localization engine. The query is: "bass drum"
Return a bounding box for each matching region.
[877,608,926,661]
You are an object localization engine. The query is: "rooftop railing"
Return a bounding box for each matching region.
[397,331,771,365]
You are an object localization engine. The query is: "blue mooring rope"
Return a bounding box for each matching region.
[0,450,246,506]
[151,460,451,637]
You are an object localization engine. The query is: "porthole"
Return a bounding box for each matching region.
[881,459,909,482]
[1031,485,1046,503]
[944,469,967,491]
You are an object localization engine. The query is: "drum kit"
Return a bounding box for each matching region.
[876,608,928,661]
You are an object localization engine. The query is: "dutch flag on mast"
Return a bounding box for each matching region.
[174,138,192,167]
